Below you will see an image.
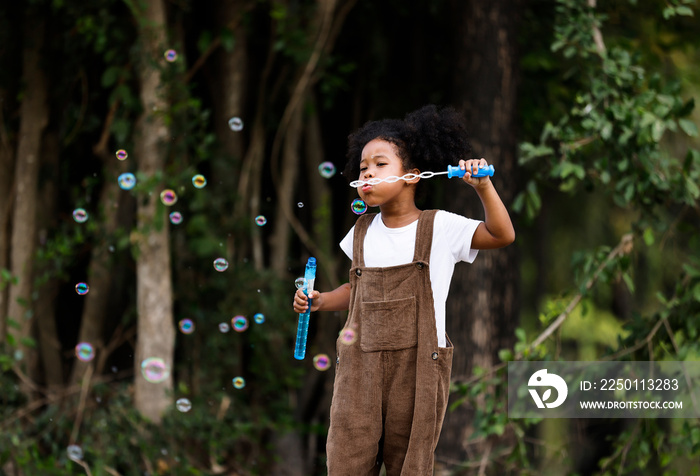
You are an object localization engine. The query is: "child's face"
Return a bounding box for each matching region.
[357,139,415,207]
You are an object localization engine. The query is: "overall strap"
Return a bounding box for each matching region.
[412,209,438,263]
[352,213,376,268]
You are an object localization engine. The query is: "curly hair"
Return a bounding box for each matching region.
[343,105,474,183]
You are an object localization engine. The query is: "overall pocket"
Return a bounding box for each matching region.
[360,295,417,352]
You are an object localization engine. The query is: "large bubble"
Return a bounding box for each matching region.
[318,162,336,178]
[228,117,244,132]
[118,173,136,190]
[75,342,95,362]
[178,319,195,334]
[213,258,229,272]
[140,357,170,383]
[313,354,331,371]
[232,315,249,332]
[73,208,88,223]
[351,199,367,215]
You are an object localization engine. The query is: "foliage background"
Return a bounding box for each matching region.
[0,0,699,475]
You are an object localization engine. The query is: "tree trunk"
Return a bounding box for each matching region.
[436,0,520,468]
[132,0,175,423]
[6,12,48,397]
[0,88,14,340]
[34,131,63,390]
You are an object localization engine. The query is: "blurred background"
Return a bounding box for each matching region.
[1,0,699,474]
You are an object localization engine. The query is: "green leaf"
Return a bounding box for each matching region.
[643,228,655,246]
[679,119,699,137]
[675,6,694,16]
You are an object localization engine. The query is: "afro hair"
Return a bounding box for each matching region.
[343,105,474,183]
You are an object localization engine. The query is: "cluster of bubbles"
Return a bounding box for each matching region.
[65,115,369,425]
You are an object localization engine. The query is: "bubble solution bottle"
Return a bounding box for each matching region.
[294,257,317,360]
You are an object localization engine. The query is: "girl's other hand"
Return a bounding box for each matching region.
[293,288,321,313]
[459,158,490,187]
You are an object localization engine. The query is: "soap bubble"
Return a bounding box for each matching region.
[254,313,265,324]
[232,376,246,389]
[118,172,136,190]
[192,174,207,189]
[294,277,305,289]
[255,215,267,226]
[213,258,229,272]
[351,199,367,215]
[140,357,170,383]
[318,162,336,178]
[176,398,192,412]
[160,189,177,206]
[232,315,248,332]
[228,117,244,132]
[178,319,194,334]
[75,342,95,362]
[72,208,88,223]
[169,211,183,225]
[67,444,83,462]
[313,354,331,371]
[115,149,128,161]
[75,282,89,295]
[164,49,178,62]
[297,202,304,208]
[339,327,357,345]
[219,322,230,333]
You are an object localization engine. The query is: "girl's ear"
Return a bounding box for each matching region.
[405,168,421,185]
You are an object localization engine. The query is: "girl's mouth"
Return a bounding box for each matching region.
[361,184,372,192]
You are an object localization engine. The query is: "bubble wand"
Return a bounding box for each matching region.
[294,257,317,360]
[349,164,494,188]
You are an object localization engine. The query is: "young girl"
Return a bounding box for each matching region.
[293,105,515,475]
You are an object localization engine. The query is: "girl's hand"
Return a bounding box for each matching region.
[293,288,321,313]
[459,158,490,187]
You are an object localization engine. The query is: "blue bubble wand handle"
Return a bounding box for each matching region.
[294,257,317,360]
[446,164,494,178]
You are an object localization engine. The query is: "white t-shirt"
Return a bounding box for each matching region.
[339,210,481,347]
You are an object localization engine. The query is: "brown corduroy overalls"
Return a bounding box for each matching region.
[327,210,454,476]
